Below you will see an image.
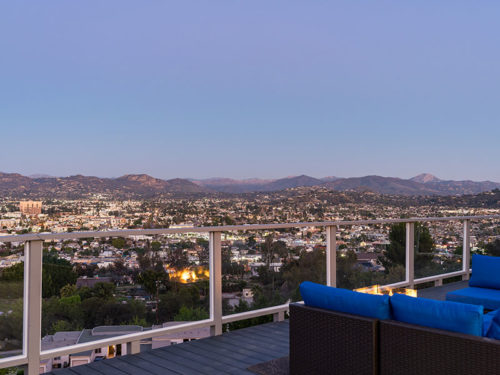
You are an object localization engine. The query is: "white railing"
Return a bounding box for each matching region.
[0,215,498,374]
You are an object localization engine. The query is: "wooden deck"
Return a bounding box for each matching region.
[418,280,468,300]
[46,281,468,375]
[48,321,289,375]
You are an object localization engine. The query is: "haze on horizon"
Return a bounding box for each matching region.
[1,1,499,181]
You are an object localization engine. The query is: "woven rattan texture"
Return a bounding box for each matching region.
[380,320,500,375]
[290,303,378,375]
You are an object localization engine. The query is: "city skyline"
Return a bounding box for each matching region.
[2,1,500,181]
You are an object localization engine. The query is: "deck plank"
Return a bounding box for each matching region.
[154,345,234,374]
[418,280,468,300]
[119,354,181,375]
[47,320,290,375]
[171,344,256,375]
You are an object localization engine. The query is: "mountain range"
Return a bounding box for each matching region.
[0,172,498,198]
[0,173,206,198]
[193,173,500,196]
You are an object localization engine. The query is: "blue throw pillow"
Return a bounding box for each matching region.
[485,309,500,340]
[390,293,483,336]
[469,254,500,290]
[299,281,391,320]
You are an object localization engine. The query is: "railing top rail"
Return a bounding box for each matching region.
[0,215,498,243]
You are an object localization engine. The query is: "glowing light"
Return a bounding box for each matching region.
[354,284,417,297]
[166,266,209,283]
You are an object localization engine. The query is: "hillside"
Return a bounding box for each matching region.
[0,172,207,198]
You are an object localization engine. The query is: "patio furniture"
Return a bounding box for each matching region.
[290,282,500,374]
[380,319,500,374]
[289,281,392,375]
[289,303,379,375]
[447,254,500,310]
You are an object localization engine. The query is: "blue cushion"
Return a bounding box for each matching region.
[390,293,483,336]
[446,287,500,310]
[469,254,500,289]
[299,281,391,320]
[485,309,500,340]
[483,309,500,336]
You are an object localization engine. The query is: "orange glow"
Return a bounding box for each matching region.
[167,266,209,283]
[354,284,417,297]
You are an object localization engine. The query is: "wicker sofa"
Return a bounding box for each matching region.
[289,281,500,375]
[289,303,379,375]
[290,302,500,375]
[379,319,500,375]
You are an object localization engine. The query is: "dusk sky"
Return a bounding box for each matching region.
[1,1,499,181]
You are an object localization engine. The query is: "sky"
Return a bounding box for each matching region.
[1,1,499,181]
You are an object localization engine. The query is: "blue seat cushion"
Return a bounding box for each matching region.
[485,309,500,339]
[483,309,500,337]
[299,281,391,320]
[390,293,483,336]
[446,287,500,310]
[469,254,500,289]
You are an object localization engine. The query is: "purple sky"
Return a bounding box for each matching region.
[1,1,499,181]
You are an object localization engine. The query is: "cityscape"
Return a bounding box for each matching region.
[0,176,499,372]
[2,1,500,374]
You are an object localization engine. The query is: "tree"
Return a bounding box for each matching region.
[260,236,289,266]
[0,263,23,281]
[60,284,77,298]
[1,257,77,298]
[151,241,161,252]
[174,306,208,321]
[485,239,500,257]
[380,223,435,269]
[42,255,78,298]
[246,235,257,248]
[0,299,23,343]
[91,282,116,299]
[111,237,126,249]
[136,270,169,297]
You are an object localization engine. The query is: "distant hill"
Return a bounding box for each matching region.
[320,176,340,182]
[28,174,55,179]
[323,175,441,195]
[410,173,500,195]
[0,172,207,198]
[194,175,323,193]
[410,173,441,184]
[193,177,275,193]
[195,173,500,195]
[322,175,500,196]
[264,175,323,191]
[1,172,499,198]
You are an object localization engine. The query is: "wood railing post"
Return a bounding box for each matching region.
[25,240,43,375]
[209,231,222,336]
[326,226,337,287]
[126,341,140,355]
[405,223,415,288]
[273,311,285,322]
[463,219,471,280]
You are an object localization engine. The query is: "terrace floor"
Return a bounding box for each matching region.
[417,279,468,300]
[47,280,468,375]
[48,320,290,375]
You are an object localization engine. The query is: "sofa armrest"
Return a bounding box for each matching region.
[289,303,379,375]
[380,320,500,375]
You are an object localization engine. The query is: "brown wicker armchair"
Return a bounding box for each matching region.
[289,303,379,375]
[380,320,500,375]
